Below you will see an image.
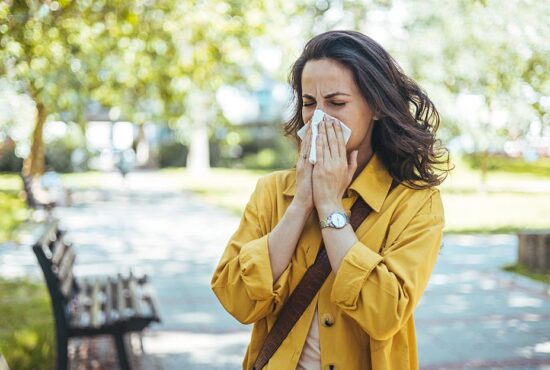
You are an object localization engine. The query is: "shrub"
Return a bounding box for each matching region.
[463,153,550,176]
[157,141,188,168]
[0,142,23,172]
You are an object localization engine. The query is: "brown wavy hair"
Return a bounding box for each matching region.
[284,30,452,189]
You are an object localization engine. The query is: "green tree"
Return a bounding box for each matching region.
[0,1,93,176]
[400,0,550,188]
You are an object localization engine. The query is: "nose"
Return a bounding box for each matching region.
[304,103,328,124]
[316,101,328,112]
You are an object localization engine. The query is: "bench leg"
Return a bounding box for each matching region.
[139,333,144,354]
[114,332,132,370]
[56,335,68,370]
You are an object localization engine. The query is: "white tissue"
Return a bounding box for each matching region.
[297,109,352,164]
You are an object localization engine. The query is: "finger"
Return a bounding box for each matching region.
[316,122,324,167]
[321,117,330,158]
[320,120,330,164]
[304,124,313,168]
[333,118,346,159]
[325,117,340,159]
[299,124,311,163]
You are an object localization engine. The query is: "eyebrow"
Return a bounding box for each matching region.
[302,92,351,99]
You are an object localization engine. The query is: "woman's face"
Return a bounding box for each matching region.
[301,58,376,154]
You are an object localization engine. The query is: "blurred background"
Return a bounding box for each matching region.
[0,0,549,369]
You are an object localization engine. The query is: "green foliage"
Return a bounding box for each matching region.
[0,1,92,120]
[212,125,297,170]
[463,153,550,177]
[157,141,188,168]
[241,137,297,170]
[0,192,28,244]
[401,0,549,148]
[243,148,279,169]
[0,142,23,172]
[0,278,55,370]
[44,137,90,173]
[2,0,548,176]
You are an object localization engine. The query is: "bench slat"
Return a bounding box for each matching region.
[90,280,101,327]
[71,278,92,327]
[51,239,67,265]
[110,278,120,321]
[60,270,75,298]
[127,274,140,316]
[104,277,113,324]
[139,279,160,320]
[57,247,75,283]
[116,275,126,320]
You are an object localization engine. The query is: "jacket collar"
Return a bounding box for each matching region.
[282,152,393,213]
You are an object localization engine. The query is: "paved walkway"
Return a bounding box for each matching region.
[1,172,549,369]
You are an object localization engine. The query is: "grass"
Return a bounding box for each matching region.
[164,167,268,214]
[0,278,55,370]
[502,263,550,285]
[162,158,550,234]
[0,191,29,244]
[441,192,550,233]
[1,158,549,235]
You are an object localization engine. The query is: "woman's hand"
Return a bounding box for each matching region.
[313,116,358,217]
[293,122,314,213]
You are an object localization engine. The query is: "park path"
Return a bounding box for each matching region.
[1,171,549,369]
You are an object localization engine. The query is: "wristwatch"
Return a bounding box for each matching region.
[320,211,350,229]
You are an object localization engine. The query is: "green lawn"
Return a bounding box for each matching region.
[1,157,549,237]
[502,263,550,285]
[0,175,29,244]
[164,159,550,234]
[0,278,54,370]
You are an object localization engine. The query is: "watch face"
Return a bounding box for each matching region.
[331,213,347,228]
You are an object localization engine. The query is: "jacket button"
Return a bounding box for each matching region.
[321,313,334,327]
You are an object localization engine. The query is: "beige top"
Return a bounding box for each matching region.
[296,305,321,370]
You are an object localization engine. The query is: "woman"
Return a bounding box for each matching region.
[211,30,450,370]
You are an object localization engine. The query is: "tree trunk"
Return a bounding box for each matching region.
[187,120,210,176]
[185,91,211,176]
[23,101,47,177]
[479,149,489,194]
[136,124,152,168]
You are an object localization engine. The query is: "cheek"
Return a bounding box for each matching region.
[302,106,314,123]
[346,119,371,148]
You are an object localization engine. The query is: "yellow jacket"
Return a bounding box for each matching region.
[211,152,445,370]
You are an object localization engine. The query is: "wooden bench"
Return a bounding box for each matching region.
[32,220,161,370]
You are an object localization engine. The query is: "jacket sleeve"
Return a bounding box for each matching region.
[210,175,293,325]
[330,189,444,340]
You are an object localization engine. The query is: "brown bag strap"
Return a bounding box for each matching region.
[252,179,400,370]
